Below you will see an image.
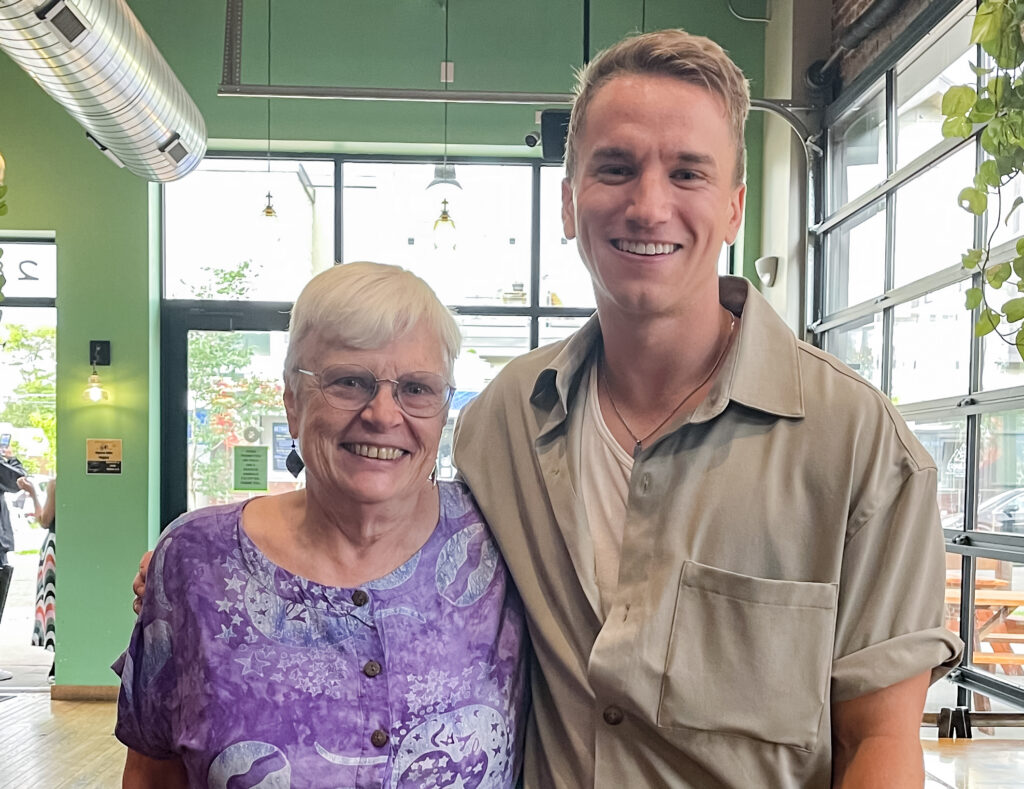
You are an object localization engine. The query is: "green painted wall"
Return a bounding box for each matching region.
[0,0,767,687]
[0,55,157,685]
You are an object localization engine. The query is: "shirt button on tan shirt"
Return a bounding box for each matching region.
[602,705,624,726]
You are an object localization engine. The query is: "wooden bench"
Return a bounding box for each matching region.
[983,633,1024,644]
[972,652,1024,666]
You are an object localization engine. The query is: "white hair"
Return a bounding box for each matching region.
[284,262,461,382]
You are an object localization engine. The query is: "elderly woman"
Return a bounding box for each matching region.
[115,262,527,788]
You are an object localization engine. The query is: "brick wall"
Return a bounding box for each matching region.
[833,0,932,84]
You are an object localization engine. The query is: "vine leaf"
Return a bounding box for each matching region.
[971,2,1005,47]
[966,287,984,310]
[976,308,1002,337]
[987,261,1013,288]
[977,159,1001,188]
[943,116,973,138]
[963,248,984,269]
[1007,196,1024,225]
[1003,296,1024,322]
[942,85,979,116]
[959,187,989,214]
[1017,327,1024,362]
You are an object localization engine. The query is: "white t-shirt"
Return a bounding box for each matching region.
[580,360,632,617]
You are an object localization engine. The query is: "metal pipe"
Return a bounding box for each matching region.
[727,0,771,24]
[808,0,906,89]
[0,0,206,182]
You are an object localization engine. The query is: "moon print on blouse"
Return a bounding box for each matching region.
[207,741,292,788]
[243,575,362,647]
[313,742,390,766]
[365,549,420,591]
[435,523,500,607]
[389,704,511,789]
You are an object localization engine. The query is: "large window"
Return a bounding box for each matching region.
[161,156,597,521]
[818,0,1024,714]
[165,159,335,302]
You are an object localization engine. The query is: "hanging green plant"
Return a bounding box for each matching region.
[942,0,1024,360]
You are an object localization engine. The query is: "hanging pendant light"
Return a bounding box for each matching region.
[429,0,460,246]
[261,0,277,219]
[433,198,456,250]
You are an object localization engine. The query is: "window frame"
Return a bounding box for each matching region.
[815,0,1024,712]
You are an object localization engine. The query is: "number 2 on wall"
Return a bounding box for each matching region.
[18,259,39,281]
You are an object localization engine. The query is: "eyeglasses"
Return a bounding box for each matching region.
[296,364,454,418]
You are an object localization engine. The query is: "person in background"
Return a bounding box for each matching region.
[116,262,527,788]
[0,445,29,682]
[29,478,55,677]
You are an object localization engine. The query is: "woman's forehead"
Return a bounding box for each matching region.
[296,327,446,369]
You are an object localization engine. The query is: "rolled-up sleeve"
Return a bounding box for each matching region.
[832,465,963,703]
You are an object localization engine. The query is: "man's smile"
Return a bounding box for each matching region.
[613,239,681,255]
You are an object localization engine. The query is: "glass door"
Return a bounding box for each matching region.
[185,329,297,511]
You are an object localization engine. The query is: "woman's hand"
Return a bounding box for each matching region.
[132,551,154,615]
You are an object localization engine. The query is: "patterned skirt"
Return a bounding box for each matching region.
[31,528,55,651]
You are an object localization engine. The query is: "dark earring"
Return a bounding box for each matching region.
[286,439,304,478]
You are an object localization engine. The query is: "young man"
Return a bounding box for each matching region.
[453,29,962,788]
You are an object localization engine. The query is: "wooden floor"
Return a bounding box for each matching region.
[0,694,125,787]
[923,737,1024,788]
[2,692,1024,787]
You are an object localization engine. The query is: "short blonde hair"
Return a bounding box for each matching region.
[284,262,461,382]
[564,29,750,184]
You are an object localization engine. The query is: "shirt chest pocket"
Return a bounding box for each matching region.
[657,560,837,751]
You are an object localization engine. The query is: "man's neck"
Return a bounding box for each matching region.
[599,293,729,399]
[596,291,735,453]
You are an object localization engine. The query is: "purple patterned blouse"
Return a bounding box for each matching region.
[113,481,528,788]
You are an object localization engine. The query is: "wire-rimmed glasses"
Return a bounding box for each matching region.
[296,364,453,418]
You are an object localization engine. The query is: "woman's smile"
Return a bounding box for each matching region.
[342,442,408,461]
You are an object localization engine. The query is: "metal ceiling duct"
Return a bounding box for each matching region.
[0,0,206,181]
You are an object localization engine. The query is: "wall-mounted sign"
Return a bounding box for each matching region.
[271,421,292,472]
[233,445,268,492]
[0,241,56,299]
[86,438,122,474]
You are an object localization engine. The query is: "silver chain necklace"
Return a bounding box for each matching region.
[601,313,736,458]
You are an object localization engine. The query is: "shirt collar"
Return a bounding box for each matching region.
[714,275,805,419]
[529,276,804,436]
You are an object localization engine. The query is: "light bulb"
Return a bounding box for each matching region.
[83,372,109,402]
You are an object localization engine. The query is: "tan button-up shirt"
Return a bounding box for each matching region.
[454,276,962,788]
